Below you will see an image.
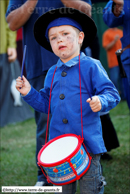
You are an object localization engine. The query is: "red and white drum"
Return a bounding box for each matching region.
[38,134,91,185]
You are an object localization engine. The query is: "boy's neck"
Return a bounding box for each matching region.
[60,53,80,63]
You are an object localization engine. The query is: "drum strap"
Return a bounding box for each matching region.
[79,54,92,160]
[79,54,84,139]
[79,54,92,139]
[45,66,57,144]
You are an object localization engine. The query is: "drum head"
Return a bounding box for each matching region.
[40,135,79,165]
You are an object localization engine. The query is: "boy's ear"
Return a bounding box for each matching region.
[78,32,84,44]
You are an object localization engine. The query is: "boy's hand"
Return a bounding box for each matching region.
[16,76,31,96]
[86,96,102,112]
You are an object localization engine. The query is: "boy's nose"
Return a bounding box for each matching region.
[57,35,63,42]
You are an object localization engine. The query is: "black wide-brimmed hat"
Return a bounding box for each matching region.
[34,7,97,52]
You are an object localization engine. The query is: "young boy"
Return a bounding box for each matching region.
[16,8,120,194]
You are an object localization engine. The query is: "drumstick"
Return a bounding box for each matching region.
[20,45,27,89]
[21,45,27,78]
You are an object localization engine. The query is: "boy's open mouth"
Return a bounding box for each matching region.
[59,45,66,50]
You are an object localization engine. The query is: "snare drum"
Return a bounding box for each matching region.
[38,134,91,185]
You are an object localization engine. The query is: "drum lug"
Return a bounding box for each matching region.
[47,176,51,183]
[37,162,40,166]
[67,159,80,180]
[79,136,84,143]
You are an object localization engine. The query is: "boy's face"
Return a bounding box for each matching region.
[48,25,84,63]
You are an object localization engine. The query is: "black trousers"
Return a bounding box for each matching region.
[100,113,120,152]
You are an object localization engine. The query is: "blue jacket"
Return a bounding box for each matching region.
[6,0,91,80]
[23,52,120,154]
[103,0,130,84]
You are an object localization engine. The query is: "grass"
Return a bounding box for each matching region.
[0,119,37,187]
[0,101,130,194]
[100,101,130,194]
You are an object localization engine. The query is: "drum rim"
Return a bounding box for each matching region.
[38,134,82,167]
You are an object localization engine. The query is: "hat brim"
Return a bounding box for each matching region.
[34,7,97,52]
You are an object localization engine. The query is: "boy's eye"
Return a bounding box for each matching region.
[51,37,56,40]
[50,36,56,41]
[63,32,68,35]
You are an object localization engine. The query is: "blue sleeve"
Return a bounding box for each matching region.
[103,0,124,27]
[22,86,50,114]
[22,66,56,114]
[90,60,121,112]
[6,0,22,17]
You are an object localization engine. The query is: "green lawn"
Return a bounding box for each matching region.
[1,100,130,194]
[100,101,130,194]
